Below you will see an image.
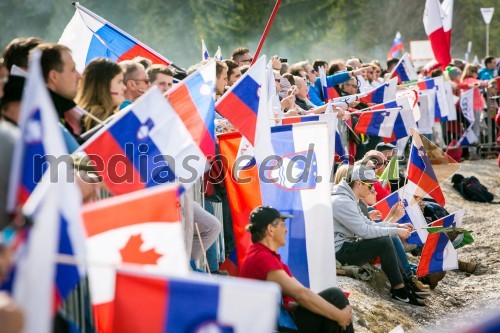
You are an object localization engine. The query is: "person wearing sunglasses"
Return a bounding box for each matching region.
[331,165,424,306]
[231,47,254,68]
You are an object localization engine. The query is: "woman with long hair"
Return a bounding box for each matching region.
[76,58,125,131]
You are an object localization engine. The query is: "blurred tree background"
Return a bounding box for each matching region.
[0,0,498,69]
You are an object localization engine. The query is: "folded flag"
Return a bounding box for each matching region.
[390,53,418,83]
[113,269,280,333]
[81,87,207,195]
[457,125,478,147]
[219,122,337,292]
[59,2,174,73]
[387,31,404,59]
[81,184,188,333]
[417,209,464,277]
[7,49,69,212]
[201,38,210,60]
[166,60,216,156]
[355,97,417,142]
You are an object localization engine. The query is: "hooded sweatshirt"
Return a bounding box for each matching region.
[331,179,399,252]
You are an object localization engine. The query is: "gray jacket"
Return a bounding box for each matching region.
[331,179,398,252]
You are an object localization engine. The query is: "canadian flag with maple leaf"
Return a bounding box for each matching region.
[81,184,189,333]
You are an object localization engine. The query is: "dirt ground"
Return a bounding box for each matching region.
[336,158,500,333]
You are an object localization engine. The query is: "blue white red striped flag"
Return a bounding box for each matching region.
[59,3,173,73]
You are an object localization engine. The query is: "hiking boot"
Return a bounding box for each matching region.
[458,260,477,274]
[407,277,431,297]
[422,271,446,290]
[412,276,431,292]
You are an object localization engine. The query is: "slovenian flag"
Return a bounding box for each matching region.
[417,209,463,277]
[387,31,404,59]
[166,60,216,156]
[405,128,445,206]
[390,53,418,83]
[81,184,188,333]
[219,122,337,292]
[359,77,398,105]
[355,97,417,142]
[216,56,273,163]
[201,38,210,60]
[113,269,280,333]
[7,49,69,212]
[457,125,478,147]
[59,2,173,73]
[81,87,208,195]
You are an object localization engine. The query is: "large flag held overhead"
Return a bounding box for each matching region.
[355,97,417,142]
[441,0,454,49]
[81,87,207,195]
[423,0,452,68]
[7,50,69,212]
[417,209,465,277]
[81,184,188,333]
[387,31,404,59]
[390,53,418,83]
[113,270,280,333]
[59,2,174,73]
[219,122,337,292]
[166,60,216,156]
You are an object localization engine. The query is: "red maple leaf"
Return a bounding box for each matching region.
[119,234,163,265]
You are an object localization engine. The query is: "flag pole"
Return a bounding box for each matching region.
[251,0,282,65]
[195,222,211,276]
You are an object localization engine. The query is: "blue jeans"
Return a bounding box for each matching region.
[391,237,416,277]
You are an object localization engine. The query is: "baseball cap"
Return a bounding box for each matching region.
[375,142,396,152]
[247,206,293,232]
[348,165,378,184]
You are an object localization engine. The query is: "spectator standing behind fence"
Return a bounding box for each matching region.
[76,58,125,131]
[478,56,496,81]
[461,64,488,159]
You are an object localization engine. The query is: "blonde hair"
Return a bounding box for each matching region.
[333,164,350,184]
[461,64,478,80]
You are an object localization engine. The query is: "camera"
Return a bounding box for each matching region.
[279,58,288,63]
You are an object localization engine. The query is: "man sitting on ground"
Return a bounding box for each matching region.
[240,206,353,333]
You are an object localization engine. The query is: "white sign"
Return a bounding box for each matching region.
[480,8,494,25]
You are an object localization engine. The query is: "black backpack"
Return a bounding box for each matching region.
[451,174,494,203]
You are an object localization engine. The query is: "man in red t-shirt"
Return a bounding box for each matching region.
[239,206,353,333]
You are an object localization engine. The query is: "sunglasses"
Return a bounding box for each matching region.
[360,181,373,189]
